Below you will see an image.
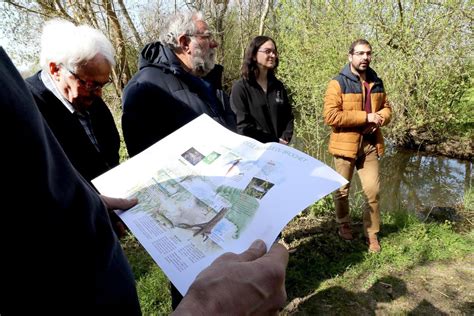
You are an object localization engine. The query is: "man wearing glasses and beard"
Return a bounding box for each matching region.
[122,12,237,309]
[122,11,236,158]
[324,39,392,253]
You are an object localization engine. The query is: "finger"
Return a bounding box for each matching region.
[257,243,289,269]
[112,197,138,210]
[237,239,267,262]
[102,195,138,210]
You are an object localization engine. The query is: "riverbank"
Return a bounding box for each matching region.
[400,128,473,161]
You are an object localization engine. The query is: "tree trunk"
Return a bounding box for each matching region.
[258,0,271,35]
[235,0,246,61]
[102,0,131,96]
[117,0,143,48]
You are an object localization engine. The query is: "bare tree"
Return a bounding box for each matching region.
[117,0,143,48]
[258,0,270,35]
[2,0,144,95]
[103,0,131,95]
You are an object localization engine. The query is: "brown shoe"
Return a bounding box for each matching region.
[338,223,354,241]
[367,235,381,253]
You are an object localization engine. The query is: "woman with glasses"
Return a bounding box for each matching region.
[231,36,294,144]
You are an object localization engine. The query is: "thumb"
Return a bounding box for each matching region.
[237,239,267,262]
[101,195,138,210]
[115,197,138,210]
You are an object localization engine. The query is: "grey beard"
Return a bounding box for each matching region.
[192,49,215,77]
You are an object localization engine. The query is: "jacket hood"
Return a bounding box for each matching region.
[138,41,184,75]
[340,63,380,83]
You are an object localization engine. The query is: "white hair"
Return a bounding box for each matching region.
[159,11,204,50]
[40,19,115,71]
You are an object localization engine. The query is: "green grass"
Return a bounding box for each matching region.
[284,209,473,314]
[464,187,474,211]
[287,212,474,315]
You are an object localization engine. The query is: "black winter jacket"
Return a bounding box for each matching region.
[230,76,294,143]
[122,41,236,157]
[25,71,120,183]
[1,48,140,314]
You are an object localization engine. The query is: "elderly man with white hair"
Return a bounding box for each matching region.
[26,19,120,184]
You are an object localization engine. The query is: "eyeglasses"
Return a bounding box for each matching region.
[352,51,372,58]
[61,64,111,91]
[189,32,215,42]
[258,48,278,56]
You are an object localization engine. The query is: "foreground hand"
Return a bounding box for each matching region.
[100,195,138,237]
[174,240,289,315]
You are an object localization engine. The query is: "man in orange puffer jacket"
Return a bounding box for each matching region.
[324,39,392,253]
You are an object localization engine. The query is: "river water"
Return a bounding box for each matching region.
[303,145,472,214]
[378,147,472,213]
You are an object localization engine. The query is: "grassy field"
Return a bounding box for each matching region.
[120,190,473,315]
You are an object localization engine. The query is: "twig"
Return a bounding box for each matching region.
[434,288,450,298]
[423,206,434,222]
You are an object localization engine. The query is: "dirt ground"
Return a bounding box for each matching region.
[283,254,473,315]
[280,214,474,315]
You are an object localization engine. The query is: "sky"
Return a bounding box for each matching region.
[0,0,186,71]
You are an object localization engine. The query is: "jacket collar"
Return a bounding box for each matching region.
[340,63,380,84]
[248,72,279,91]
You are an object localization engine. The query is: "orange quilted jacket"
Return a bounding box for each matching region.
[323,64,392,158]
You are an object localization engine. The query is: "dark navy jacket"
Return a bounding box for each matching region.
[0,48,140,314]
[122,41,236,157]
[25,72,120,183]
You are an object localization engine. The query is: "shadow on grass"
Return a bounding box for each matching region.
[283,215,402,301]
[293,275,407,315]
[289,275,451,315]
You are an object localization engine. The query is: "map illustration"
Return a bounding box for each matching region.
[92,114,348,295]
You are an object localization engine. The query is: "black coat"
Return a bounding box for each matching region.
[25,72,120,183]
[231,76,294,143]
[122,41,236,157]
[0,48,140,314]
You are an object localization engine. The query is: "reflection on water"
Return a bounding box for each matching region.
[299,141,472,213]
[379,147,472,212]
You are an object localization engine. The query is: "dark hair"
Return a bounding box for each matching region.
[349,39,372,54]
[241,36,279,81]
